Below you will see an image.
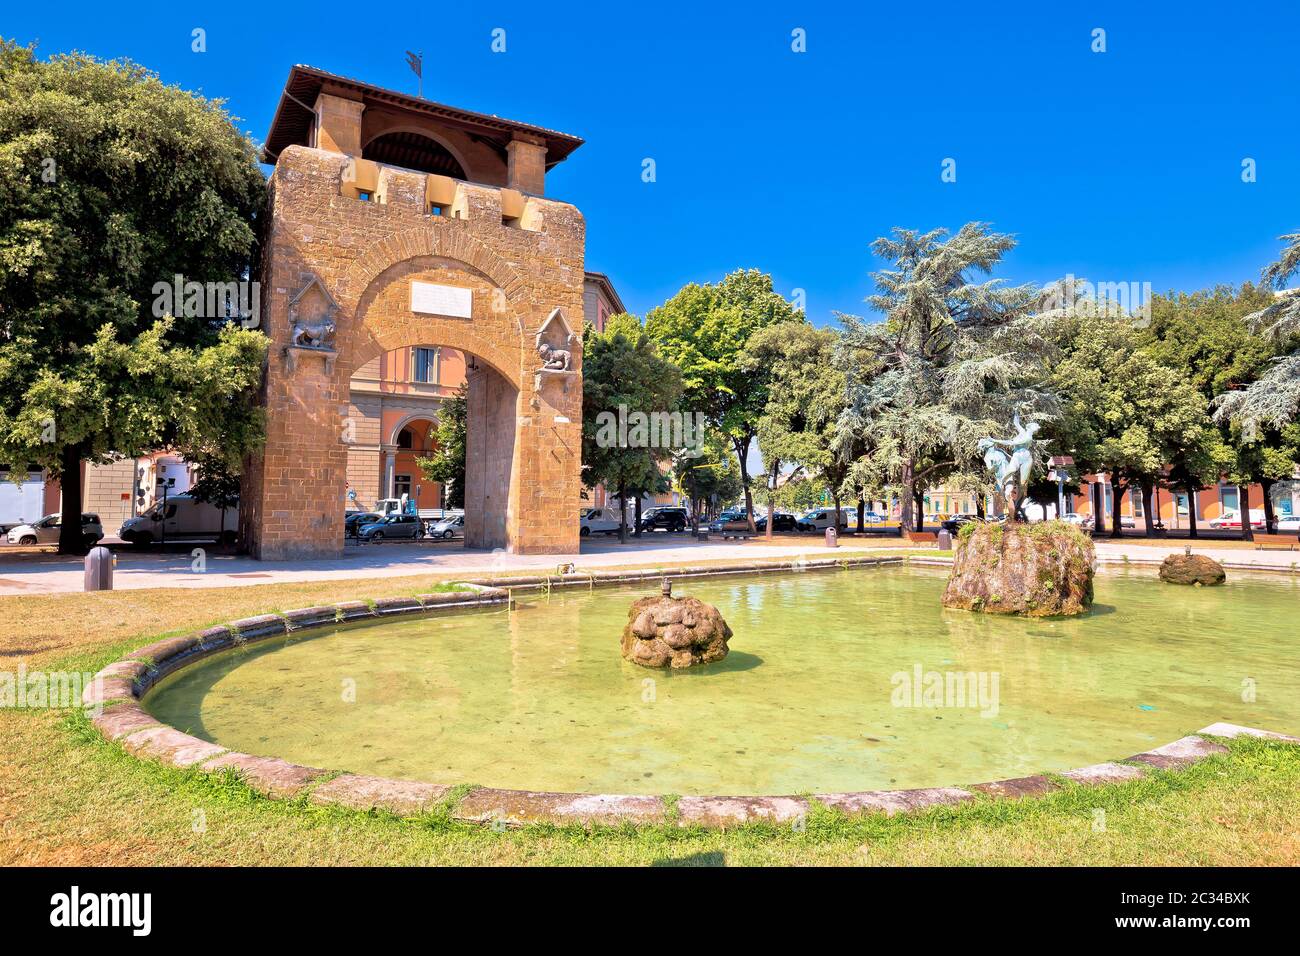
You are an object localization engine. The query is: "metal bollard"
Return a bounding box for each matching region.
[825,526,838,548]
[84,546,115,592]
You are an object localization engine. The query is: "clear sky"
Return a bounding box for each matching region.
[7,0,1299,324]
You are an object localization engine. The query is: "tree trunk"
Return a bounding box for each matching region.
[734,436,756,533]
[634,495,643,539]
[1140,481,1155,537]
[1260,477,1276,533]
[914,490,926,532]
[58,443,86,555]
[1185,482,1199,539]
[1092,481,1106,536]
[856,493,865,533]
[899,459,915,533]
[832,488,843,536]
[1238,484,1254,541]
[975,494,985,520]
[1109,477,1124,538]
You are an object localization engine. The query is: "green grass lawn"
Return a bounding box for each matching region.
[2,568,1297,866]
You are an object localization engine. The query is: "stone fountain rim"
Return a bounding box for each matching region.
[81,558,1300,828]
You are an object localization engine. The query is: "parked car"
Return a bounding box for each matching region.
[357,513,422,541]
[345,511,382,537]
[6,513,104,547]
[1061,512,1095,531]
[940,514,981,534]
[121,495,238,546]
[639,506,689,532]
[580,507,623,536]
[1208,508,1266,530]
[796,508,850,533]
[708,511,752,534]
[1275,515,1300,532]
[429,514,465,539]
[754,512,798,533]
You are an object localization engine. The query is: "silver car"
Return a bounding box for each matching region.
[5,513,104,547]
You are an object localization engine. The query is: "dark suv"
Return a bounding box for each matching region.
[639,507,689,532]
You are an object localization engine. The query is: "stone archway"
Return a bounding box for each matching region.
[241,146,585,560]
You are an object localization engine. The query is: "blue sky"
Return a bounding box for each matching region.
[8,0,1300,323]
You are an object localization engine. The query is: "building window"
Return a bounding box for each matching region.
[397,428,413,449]
[1133,493,1144,518]
[413,347,438,384]
[394,474,412,499]
[1219,485,1239,513]
[358,189,374,202]
[428,202,448,216]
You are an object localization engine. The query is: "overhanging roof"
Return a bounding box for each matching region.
[262,64,585,168]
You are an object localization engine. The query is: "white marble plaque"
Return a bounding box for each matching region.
[411,281,472,318]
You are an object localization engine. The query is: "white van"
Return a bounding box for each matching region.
[120,495,238,545]
[579,507,623,536]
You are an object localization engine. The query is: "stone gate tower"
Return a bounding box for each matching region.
[241,66,586,559]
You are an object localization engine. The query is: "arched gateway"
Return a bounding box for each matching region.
[241,66,587,559]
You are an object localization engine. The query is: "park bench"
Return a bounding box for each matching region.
[1254,533,1298,551]
[906,530,939,544]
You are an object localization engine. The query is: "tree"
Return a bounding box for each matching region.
[745,324,847,539]
[838,224,1052,532]
[1053,317,1211,538]
[415,387,467,509]
[1147,284,1298,536]
[1215,231,1300,438]
[582,314,683,543]
[647,270,806,531]
[0,41,268,552]
[671,430,743,525]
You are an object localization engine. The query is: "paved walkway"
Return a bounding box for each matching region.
[2,534,1295,596]
[1093,540,1300,570]
[0,536,902,595]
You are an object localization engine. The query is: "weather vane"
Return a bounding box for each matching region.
[404,50,423,98]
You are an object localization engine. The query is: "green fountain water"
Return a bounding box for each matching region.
[144,566,1300,796]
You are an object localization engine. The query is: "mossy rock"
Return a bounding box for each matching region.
[942,520,1095,617]
[621,594,732,668]
[1158,553,1226,586]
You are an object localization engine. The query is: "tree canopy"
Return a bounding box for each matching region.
[0,40,268,551]
[415,387,467,509]
[838,223,1053,531]
[581,314,683,541]
[646,269,805,529]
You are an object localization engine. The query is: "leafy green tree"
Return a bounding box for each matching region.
[1053,317,1211,537]
[0,41,267,551]
[582,314,683,542]
[838,224,1051,532]
[1216,231,1300,438]
[672,430,743,525]
[1147,285,1298,536]
[415,387,467,509]
[745,324,847,538]
[647,270,806,531]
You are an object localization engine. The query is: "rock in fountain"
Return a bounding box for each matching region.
[1159,549,1226,586]
[943,415,1094,616]
[621,578,732,668]
[942,520,1095,616]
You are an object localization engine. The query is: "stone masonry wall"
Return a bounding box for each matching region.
[242,144,585,559]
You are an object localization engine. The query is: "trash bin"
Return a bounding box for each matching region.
[937,529,953,551]
[825,527,838,548]
[84,546,114,592]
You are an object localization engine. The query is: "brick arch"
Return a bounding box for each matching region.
[346,259,523,387]
[342,225,529,320]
